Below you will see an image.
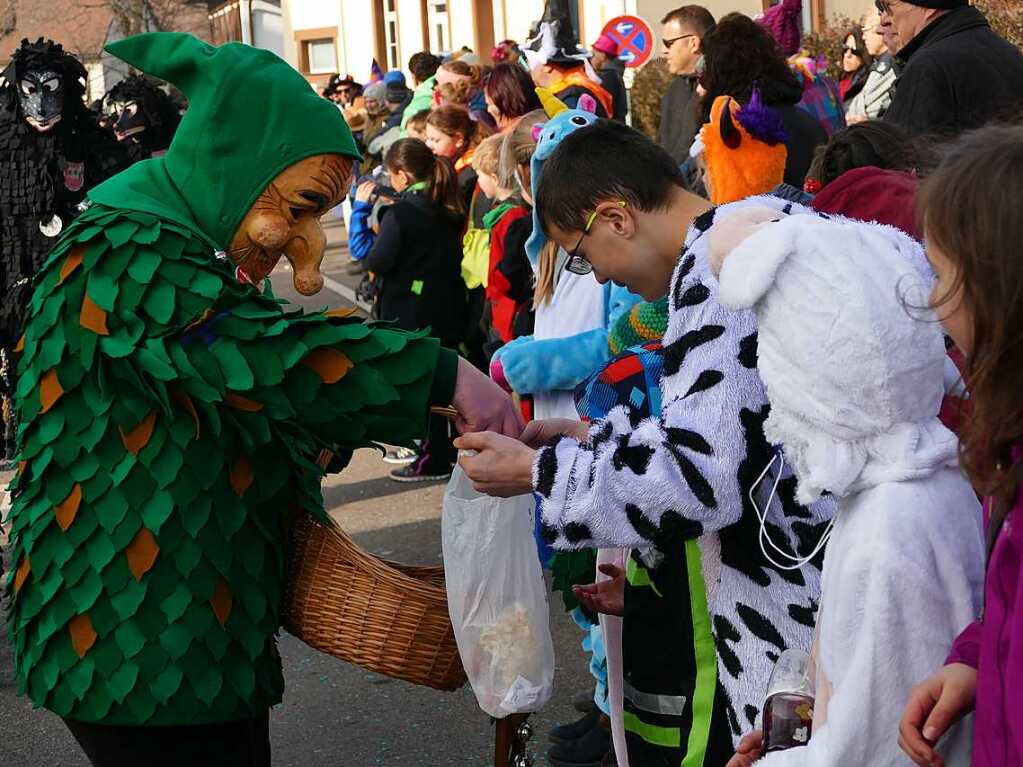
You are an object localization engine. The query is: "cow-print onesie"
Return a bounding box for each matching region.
[532,196,836,743]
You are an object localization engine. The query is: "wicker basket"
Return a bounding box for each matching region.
[283,511,467,692]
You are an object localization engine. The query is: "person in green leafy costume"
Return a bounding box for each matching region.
[4,32,521,767]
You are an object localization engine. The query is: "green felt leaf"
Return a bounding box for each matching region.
[108,660,140,702]
[124,686,158,722]
[110,453,136,487]
[110,512,142,552]
[105,220,140,249]
[190,270,224,299]
[43,470,75,506]
[180,494,211,539]
[119,465,157,510]
[79,414,110,453]
[139,490,175,533]
[86,533,117,572]
[203,626,230,662]
[93,488,128,534]
[184,345,225,393]
[189,662,224,706]
[79,330,98,370]
[98,333,136,359]
[150,444,185,490]
[134,221,162,245]
[109,579,146,622]
[68,569,104,613]
[52,438,83,470]
[173,536,202,578]
[80,466,112,505]
[82,677,114,720]
[224,659,256,700]
[89,639,124,676]
[160,581,193,624]
[69,453,101,483]
[126,249,161,284]
[36,409,66,445]
[144,280,176,325]
[49,679,76,717]
[151,662,184,705]
[86,269,120,312]
[158,625,193,661]
[210,340,254,391]
[65,656,96,700]
[89,598,122,638]
[135,345,177,382]
[36,329,66,371]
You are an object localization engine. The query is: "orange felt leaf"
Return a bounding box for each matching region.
[69,614,97,658]
[125,527,160,582]
[80,292,109,336]
[325,307,358,319]
[230,456,254,498]
[170,388,200,440]
[210,577,233,628]
[119,411,157,456]
[13,557,30,594]
[55,483,82,531]
[17,460,26,477]
[58,246,85,285]
[224,392,263,412]
[301,347,354,385]
[14,334,25,353]
[39,369,64,414]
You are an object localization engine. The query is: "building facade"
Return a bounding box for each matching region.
[281,0,871,86]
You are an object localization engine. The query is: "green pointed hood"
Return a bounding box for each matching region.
[89,33,361,249]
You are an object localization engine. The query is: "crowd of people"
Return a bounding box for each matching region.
[3,0,1023,765]
[315,0,1023,765]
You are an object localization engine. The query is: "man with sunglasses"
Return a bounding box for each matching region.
[882,0,1023,136]
[658,5,716,165]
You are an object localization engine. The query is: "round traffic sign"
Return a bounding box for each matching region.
[600,15,655,68]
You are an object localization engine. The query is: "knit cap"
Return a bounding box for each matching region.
[758,0,803,57]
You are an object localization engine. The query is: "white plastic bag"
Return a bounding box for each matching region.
[442,465,555,718]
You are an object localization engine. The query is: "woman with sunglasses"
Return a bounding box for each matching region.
[839,28,873,104]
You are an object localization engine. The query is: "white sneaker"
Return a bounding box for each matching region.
[383,446,417,464]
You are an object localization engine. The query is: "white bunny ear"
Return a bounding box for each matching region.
[716,210,799,310]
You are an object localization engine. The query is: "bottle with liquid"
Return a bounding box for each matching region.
[763,649,815,753]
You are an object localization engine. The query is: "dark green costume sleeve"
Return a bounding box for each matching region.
[6,206,450,727]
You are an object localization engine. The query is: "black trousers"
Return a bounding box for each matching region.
[64,713,270,767]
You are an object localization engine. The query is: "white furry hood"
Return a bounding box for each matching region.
[715,206,958,504]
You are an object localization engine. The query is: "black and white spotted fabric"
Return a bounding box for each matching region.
[532,195,837,742]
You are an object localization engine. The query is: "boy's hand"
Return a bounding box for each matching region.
[454,432,535,497]
[355,180,377,203]
[519,418,589,448]
[899,663,977,767]
[572,564,626,616]
[726,731,764,767]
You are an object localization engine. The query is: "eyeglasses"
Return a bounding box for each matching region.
[874,0,897,15]
[662,33,697,50]
[565,201,627,276]
[842,45,860,54]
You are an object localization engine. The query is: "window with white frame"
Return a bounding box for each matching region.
[428,1,451,54]
[305,38,336,74]
[384,0,401,70]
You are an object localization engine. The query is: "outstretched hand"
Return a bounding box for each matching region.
[452,357,524,439]
[572,564,626,617]
[454,431,536,497]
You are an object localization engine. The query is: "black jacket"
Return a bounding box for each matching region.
[778,104,828,188]
[365,190,467,346]
[885,5,1023,136]
[659,76,699,165]
[598,61,629,122]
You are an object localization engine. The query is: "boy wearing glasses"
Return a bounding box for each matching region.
[457,121,835,764]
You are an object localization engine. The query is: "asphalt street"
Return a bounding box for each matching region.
[0,217,592,767]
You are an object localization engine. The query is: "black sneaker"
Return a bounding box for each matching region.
[389,459,452,483]
[549,710,600,744]
[548,718,611,767]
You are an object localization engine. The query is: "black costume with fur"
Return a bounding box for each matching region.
[0,38,127,461]
[104,74,181,163]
